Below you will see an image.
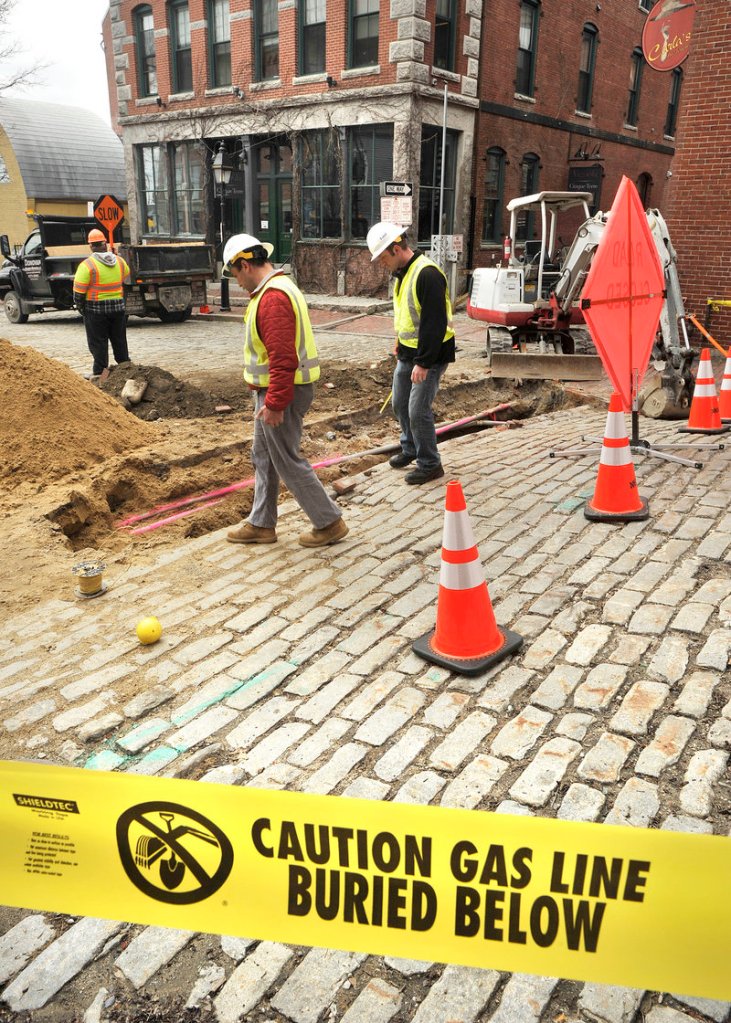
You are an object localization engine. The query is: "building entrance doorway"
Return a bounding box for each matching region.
[253,136,292,263]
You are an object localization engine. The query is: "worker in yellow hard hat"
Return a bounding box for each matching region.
[73,229,131,381]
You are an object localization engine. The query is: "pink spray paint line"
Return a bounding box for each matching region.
[129,497,225,535]
[116,400,517,533]
[117,455,345,531]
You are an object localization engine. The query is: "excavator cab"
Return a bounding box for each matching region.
[468,192,604,380]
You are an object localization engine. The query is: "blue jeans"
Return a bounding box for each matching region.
[392,359,446,471]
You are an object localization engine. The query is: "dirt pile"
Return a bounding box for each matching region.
[100,363,240,420]
[0,338,157,495]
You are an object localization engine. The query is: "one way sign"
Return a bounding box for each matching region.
[381,181,413,197]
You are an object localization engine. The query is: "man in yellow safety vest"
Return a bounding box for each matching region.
[73,229,131,380]
[221,233,348,548]
[366,222,455,484]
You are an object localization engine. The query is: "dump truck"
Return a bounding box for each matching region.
[0,214,215,325]
[467,191,694,418]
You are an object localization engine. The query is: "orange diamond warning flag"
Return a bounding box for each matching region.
[580,176,665,412]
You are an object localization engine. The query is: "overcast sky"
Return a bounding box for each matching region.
[4,1,112,125]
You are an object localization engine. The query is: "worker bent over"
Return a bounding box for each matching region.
[367,222,454,485]
[73,228,131,379]
[223,233,348,548]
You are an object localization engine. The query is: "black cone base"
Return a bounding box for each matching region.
[412,626,523,677]
[678,424,730,435]
[584,496,649,523]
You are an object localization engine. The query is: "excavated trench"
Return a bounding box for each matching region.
[42,366,595,553]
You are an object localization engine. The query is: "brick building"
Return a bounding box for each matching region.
[102,0,684,296]
[664,0,731,339]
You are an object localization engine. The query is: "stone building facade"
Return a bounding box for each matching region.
[103,0,685,296]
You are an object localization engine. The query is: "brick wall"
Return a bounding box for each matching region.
[664,0,731,341]
[472,0,678,268]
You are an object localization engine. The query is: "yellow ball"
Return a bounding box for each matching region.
[136,616,162,645]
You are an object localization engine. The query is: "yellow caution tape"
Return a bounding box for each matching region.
[1,761,729,999]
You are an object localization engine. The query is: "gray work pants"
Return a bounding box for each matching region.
[248,384,341,529]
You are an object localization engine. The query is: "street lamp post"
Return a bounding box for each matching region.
[212,141,233,311]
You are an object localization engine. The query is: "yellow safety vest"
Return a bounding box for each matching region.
[73,254,130,302]
[243,274,320,388]
[394,254,455,349]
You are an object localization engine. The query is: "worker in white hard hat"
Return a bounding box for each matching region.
[366,222,454,484]
[221,233,348,548]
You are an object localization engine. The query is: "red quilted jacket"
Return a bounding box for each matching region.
[254,286,300,411]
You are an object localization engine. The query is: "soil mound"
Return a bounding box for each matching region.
[100,363,226,420]
[0,338,157,494]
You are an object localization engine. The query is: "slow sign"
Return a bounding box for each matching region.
[93,194,125,245]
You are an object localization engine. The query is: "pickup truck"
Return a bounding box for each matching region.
[0,214,216,324]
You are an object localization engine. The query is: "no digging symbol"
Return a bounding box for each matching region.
[116,802,233,904]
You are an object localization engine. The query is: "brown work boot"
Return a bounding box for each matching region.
[298,517,349,548]
[226,522,277,544]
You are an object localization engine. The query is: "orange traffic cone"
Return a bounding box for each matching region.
[719,347,731,423]
[585,393,649,523]
[412,481,523,676]
[679,348,729,434]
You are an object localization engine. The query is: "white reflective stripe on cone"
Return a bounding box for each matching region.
[442,509,477,552]
[440,558,485,591]
[599,445,632,467]
[721,379,731,390]
[693,383,718,398]
[603,411,627,440]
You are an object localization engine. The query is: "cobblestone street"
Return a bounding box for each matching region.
[0,312,730,1022]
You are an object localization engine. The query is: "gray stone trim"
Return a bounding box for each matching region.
[135,96,161,106]
[169,92,196,102]
[340,65,381,78]
[292,73,328,84]
[467,57,478,78]
[190,20,207,30]
[389,39,424,61]
[111,19,126,38]
[397,61,430,84]
[250,79,283,91]
[117,85,132,101]
[398,16,431,41]
[390,0,426,16]
[463,35,479,58]
[154,28,169,37]
[114,53,130,69]
[461,77,477,98]
[230,9,252,18]
[430,65,459,82]
[279,0,296,8]
[468,16,480,36]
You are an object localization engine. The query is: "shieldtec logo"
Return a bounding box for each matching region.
[116,802,234,904]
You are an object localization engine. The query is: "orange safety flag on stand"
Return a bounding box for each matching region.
[580,177,666,412]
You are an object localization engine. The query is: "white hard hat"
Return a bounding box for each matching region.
[222,233,275,276]
[366,221,406,261]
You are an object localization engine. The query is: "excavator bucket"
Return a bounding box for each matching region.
[490,353,604,381]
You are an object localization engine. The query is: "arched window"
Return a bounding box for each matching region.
[664,67,683,137]
[134,5,157,97]
[482,147,506,243]
[626,46,643,127]
[516,153,540,240]
[516,0,540,97]
[208,0,231,87]
[636,172,652,208]
[169,0,192,93]
[577,23,598,114]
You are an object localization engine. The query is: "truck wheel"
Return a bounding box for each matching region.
[3,291,29,324]
[158,307,192,324]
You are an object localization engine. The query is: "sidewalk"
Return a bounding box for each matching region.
[197,281,393,321]
[1,405,730,1020]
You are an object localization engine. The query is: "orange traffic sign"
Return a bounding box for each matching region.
[580,176,665,411]
[93,194,125,233]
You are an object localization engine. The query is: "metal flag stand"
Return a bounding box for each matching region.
[550,369,726,469]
